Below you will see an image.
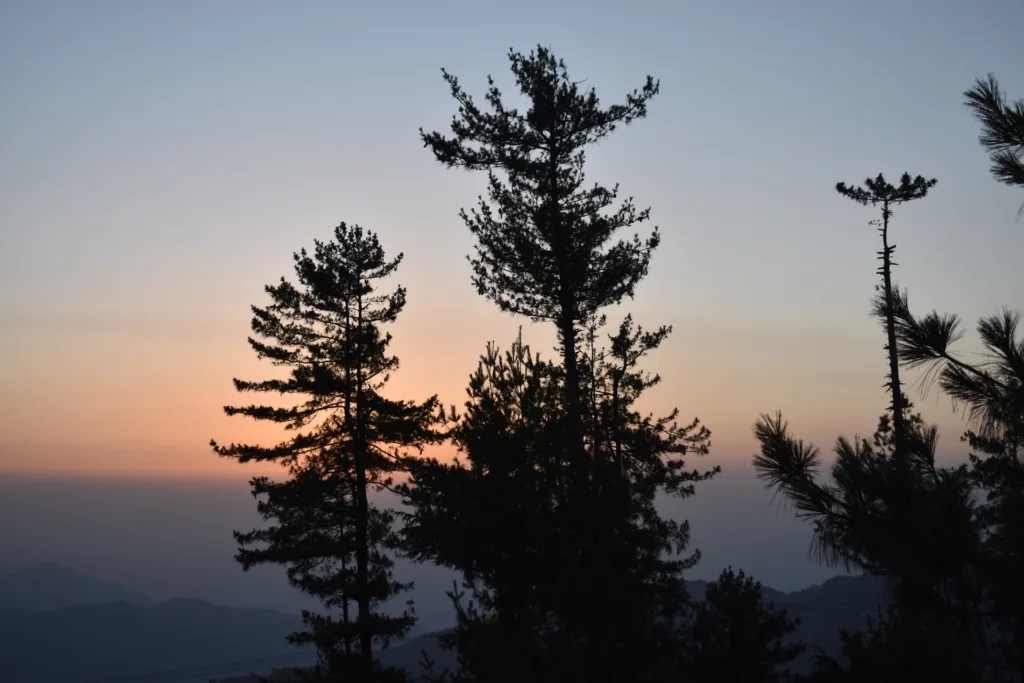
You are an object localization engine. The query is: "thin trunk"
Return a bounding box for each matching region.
[560,309,586,464]
[341,509,351,657]
[342,299,353,658]
[543,98,586,474]
[546,86,597,683]
[613,358,624,473]
[588,322,600,459]
[354,292,373,677]
[355,462,372,674]
[880,200,907,459]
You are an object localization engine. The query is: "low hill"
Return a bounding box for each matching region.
[0,562,156,612]
[0,564,885,682]
[214,575,889,681]
[0,598,313,683]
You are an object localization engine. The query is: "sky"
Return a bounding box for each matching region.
[1,0,1023,600]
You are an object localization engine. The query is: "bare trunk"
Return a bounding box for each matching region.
[341,514,351,657]
[588,322,600,459]
[355,459,372,673]
[613,360,624,473]
[342,300,353,658]
[880,201,907,459]
[559,308,585,461]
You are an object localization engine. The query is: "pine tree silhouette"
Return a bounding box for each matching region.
[835,173,936,460]
[686,567,803,683]
[411,46,716,683]
[889,289,1024,680]
[420,45,660,467]
[212,223,443,681]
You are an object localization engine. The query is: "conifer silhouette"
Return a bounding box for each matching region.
[835,173,936,460]
[686,567,803,683]
[889,289,1024,679]
[412,46,716,683]
[212,223,442,681]
[421,45,660,464]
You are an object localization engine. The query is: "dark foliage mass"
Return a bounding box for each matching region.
[750,71,1023,682]
[686,567,804,683]
[205,51,1024,683]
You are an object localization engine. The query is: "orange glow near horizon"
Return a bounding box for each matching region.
[0,295,973,482]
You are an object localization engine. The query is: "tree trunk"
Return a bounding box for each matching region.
[355,458,372,675]
[342,299,353,658]
[559,307,585,462]
[880,201,907,459]
[341,515,351,657]
[547,160,585,473]
[354,293,373,677]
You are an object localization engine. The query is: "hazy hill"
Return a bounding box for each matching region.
[0,598,312,683]
[0,564,886,682]
[215,575,889,682]
[0,562,156,612]
[382,576,887,679]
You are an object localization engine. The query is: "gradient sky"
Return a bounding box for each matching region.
[2,0,1023,484]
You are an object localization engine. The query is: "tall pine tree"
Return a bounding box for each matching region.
[835,173,936,460]
[412,46,716,682]
[747,171,991,680]
[211,222,442,681]
[420,45,661,465]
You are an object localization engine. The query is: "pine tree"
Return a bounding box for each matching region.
[751,404,982,682]
[401,332,567,683]
[401,322,716,683]
[415,46,715,682]
[964,74,1024,214]
[420,45,661,464]
[211,222,442,681]
[748,164,996,676]
[686,567,804,683]
[553,314,716,682]
[889,289,1024,680]
[835,173,936,460]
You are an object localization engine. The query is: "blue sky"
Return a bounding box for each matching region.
[2,1,1023,469]
[1,0,1023,608]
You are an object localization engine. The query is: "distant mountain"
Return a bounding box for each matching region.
[766,574,889,674]
[0,562,156,612]
[0,564,886,683]
[214,575,890,682]
[0,598,313,683]
[380,577,885,680]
